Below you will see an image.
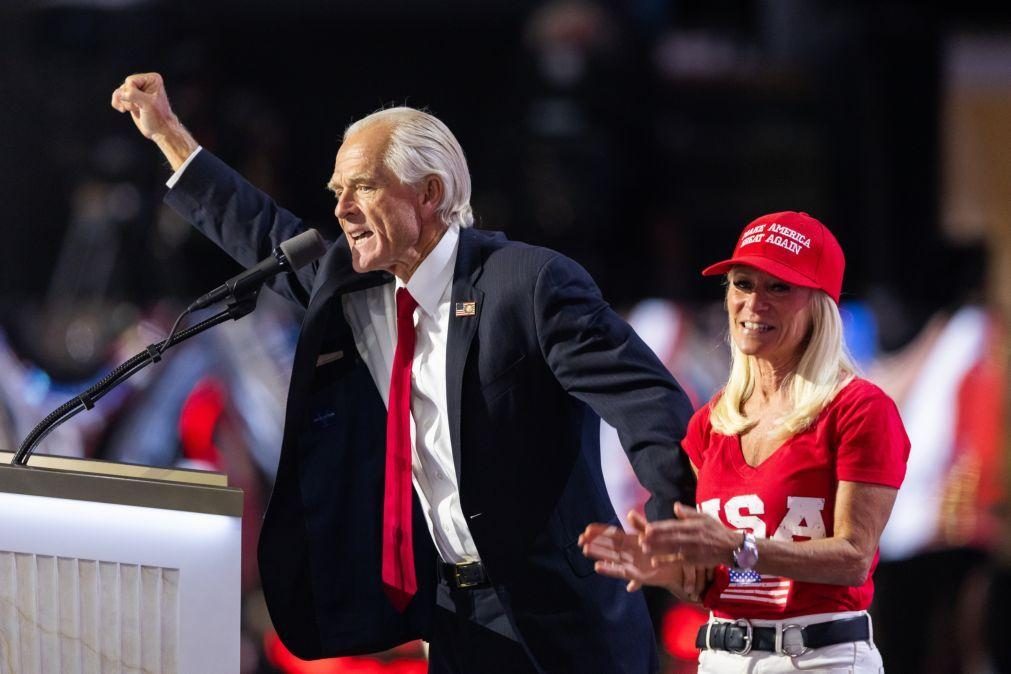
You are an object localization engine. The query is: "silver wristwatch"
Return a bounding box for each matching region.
[732,532,759,570]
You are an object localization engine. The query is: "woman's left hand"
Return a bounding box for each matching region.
[640,502,741,566]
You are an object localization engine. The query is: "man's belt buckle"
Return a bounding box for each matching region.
[453,562,484,588]
[729,619,753,655]
[777,623,811,657]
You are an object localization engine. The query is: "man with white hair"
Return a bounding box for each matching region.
[113,73,695,673]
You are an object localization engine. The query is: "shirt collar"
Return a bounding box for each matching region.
[397,225,459,318]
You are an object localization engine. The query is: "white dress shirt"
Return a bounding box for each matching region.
[166,147,202,188]
[342,225,480,564]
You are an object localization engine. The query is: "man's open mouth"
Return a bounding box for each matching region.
[350,231,374,245]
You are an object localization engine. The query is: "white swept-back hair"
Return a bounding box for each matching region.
[344,107,474,229]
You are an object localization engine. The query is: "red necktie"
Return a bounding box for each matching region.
[382,287,419,612]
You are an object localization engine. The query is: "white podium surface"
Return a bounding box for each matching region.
[0,453,243,674]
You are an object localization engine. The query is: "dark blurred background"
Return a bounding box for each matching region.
[1,1,1010,673]
[2,1,1002,317]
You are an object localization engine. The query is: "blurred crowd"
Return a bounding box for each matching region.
[1,292,1006,673]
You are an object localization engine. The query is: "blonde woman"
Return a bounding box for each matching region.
[582,212,909,673]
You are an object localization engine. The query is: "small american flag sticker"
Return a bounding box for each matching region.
[720,572,792,607]
[728,568,761,584]
[455,301,477,317]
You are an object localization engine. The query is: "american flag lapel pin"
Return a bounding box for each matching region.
[454,301,477,317]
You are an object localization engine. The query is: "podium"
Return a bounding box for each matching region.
[0,453,243,674]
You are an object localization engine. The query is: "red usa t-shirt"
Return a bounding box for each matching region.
[682,378,910,619]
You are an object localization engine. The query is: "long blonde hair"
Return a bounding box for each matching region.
[709,290,857,441]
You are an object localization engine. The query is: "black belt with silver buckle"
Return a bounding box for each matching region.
[695,615,870,656]
[440,561,490,589]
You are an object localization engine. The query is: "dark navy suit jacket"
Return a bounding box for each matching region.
[166,150,696,673]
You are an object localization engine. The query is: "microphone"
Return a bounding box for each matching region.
[188,229,327,311]
[12,228,328,467]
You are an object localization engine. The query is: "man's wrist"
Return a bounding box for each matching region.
[152,119,199,171]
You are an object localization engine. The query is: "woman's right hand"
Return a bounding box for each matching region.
[580,510,712,602]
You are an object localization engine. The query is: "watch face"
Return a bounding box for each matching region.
[735,546,758,569]
[733,534,759,569]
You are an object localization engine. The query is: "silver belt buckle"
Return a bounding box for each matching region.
[729,618,753,655]
[778,623,811,657]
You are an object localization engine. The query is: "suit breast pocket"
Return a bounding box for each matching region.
[480,353,528,402]
[303,346,364,432]
[309,345,359,391]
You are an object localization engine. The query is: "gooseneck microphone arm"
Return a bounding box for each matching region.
[11,228,327,467]
[11,295,257,466]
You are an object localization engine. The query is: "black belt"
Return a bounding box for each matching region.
[695,615,870,656]
[440,561,490,589]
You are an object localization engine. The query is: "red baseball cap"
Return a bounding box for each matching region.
[701,211,845,303]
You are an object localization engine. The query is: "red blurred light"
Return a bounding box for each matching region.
[264,629,427,674]
[177,377,226,468]
[660,602,708,662]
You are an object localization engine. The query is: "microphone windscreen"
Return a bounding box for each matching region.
[279,229,328,270]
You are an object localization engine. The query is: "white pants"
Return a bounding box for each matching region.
[697,610,884,674]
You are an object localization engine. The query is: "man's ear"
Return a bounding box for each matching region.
[419,174,444,216]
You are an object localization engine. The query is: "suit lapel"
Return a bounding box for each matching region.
[309,235,391,309]
[289,236,391,400]
[446,229,484,483]
[295,230,483,486]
